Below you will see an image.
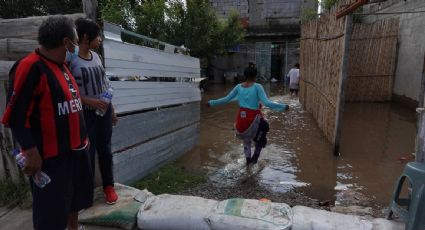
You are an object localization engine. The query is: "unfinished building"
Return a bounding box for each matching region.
[208,0,317,83]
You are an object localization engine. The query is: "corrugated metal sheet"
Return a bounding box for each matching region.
[113,122,200,184]
[103,22,201,79]
[111,81,201,114]
[104,39,201,78]
[111,103,200,152]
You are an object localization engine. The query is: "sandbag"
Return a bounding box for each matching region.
[207,198,293,230]
[292,206,404,230]
[137,194,218,230]
[79,183,153,230]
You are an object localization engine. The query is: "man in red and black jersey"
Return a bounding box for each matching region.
[2,16,93,230]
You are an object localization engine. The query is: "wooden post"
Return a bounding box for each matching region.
[415,54,425,163]
[0,61,21,182]
[82,0,99,21]
[333,14,353,156]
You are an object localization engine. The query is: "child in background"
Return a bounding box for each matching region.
[207,67,289,165]
[287,63,300,97]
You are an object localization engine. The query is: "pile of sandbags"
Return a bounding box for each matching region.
[136,194,405,230]
[291,206,404,230]
[78,185,404,230]
[137,194,293,230]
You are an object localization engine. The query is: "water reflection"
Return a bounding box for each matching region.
[177,83,416,210]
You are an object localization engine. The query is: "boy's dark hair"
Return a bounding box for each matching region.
[75,18,101,43]
[295,63,300,68]
[244,66,257,80]
[38,15,76,49]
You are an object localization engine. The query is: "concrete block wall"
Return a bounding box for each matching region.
[265,0,301,19]
[208,1,308,83]
[210,42,256,83]
[210,40,300,83]
[363,0,425,103]
[209,0,308,25]
[210,0,249,18]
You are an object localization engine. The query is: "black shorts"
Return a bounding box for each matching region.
[31,149,94,230]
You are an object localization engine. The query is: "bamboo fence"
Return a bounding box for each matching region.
[346,18,400,101]
[300,0,354,147]
[300,0,399,149]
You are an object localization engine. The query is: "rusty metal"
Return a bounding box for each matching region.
[336,0,368,19]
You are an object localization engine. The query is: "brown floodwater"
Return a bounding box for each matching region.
[177,83,416,213]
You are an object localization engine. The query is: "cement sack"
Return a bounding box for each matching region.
[137,194,218,230]
[207,198,293,230]
[292,206,404,230]
[79,183,153,230]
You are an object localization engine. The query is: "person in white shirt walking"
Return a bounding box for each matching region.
[287,63,300,97]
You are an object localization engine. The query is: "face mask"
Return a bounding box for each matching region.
[65,46,79,64]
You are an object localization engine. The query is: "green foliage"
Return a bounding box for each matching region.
[318,0,363,21]
[301,7,318,23]
[0,0,82,19]
[133,164,206,195]
[353,6,364,23]
[0,180,31,207]
[100,0,135,30]
[321,0,340,11]
[101,0,245,59]
[162,0,186,47]
[182,0,222,58]
[134,0,167,40]
[219,11,245,52]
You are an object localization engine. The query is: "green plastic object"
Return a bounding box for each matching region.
[387,162,425,230]
[78,184,148,230]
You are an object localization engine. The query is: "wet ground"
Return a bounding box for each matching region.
[176,83,416,217]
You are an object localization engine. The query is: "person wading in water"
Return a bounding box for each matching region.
[207,66,289,165]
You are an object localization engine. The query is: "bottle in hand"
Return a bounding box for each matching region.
[12,149,51,188]
[96,86,114,117]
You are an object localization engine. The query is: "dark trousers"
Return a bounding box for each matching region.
[32,149,93,230]
[84,105,114,187]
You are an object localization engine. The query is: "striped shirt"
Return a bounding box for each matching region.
[2,49,88,159]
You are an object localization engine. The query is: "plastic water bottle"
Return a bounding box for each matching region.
[12,149,51,188]
[96,86,113,117]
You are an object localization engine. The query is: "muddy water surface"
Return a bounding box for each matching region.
[177,83,416,215]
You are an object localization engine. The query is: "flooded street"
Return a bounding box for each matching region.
[177,83,416,216]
